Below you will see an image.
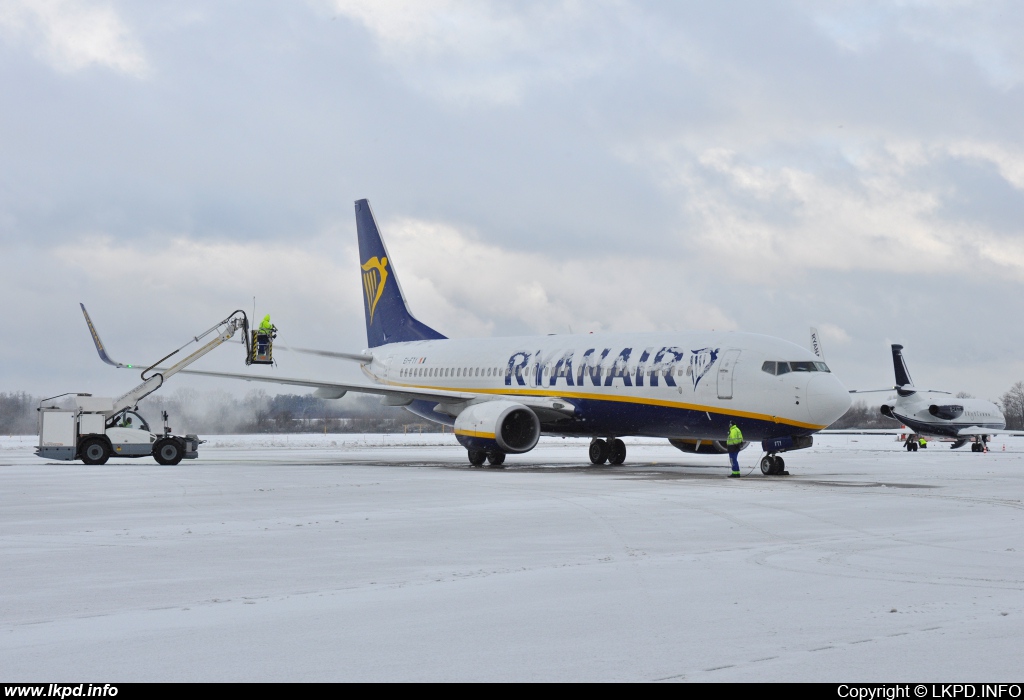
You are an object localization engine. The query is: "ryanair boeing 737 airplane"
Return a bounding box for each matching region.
[90,199,853,473]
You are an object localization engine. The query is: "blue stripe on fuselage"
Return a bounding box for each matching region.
[404,396,812,442]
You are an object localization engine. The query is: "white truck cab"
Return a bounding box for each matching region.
[37,394,199,466]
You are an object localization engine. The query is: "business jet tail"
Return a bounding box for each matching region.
[891,344,915,395]
[355,199,447,348]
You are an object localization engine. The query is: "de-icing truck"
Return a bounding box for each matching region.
[35,307,275,466]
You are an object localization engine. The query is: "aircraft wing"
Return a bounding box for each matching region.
[173,368,577,420]
[822,427,1024,438]
[956,426,1024,438]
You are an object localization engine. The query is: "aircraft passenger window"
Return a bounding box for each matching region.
[762,361,776,375]
[814,362,830,372]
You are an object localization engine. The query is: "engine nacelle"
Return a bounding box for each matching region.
[454,400,540,454]
[880,404,895,419]
[668,438,745,455]
[929,404,963,420]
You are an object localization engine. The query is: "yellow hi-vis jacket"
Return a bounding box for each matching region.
[260,314,273,331]
[727,424,744,445]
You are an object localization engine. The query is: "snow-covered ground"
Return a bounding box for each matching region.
[1,433,1022,681]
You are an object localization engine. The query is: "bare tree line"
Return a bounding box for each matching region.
[0,389,444,435]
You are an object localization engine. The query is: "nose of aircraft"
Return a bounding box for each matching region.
[807,373,852,427]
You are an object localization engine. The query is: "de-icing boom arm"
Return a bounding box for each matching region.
[81,304,249,415]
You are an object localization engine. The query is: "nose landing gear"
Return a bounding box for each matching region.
[760,454,788,476]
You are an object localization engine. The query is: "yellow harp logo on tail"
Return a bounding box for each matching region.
[361,256,389,325]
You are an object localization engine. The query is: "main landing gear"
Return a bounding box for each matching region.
[467,448,506,468]
[760,454,788,476]
[971,437,989,453]
[589,438,626,465]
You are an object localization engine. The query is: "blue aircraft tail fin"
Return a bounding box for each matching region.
[891,344,914,388]
[355,199,446,348]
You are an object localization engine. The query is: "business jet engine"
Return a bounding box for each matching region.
[454,400,541,455]
[929,404,964,420]
[668,438,747,455]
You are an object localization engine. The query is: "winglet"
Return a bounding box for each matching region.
[80,303,133,369]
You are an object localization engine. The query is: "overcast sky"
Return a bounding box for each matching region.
[3,0,1024,403]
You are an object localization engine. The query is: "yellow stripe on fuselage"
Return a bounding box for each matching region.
[382,381,827,431]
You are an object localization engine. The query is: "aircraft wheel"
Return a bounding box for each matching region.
[774,456,785,473]
[487,451,506,468]
[589,439,609,465]
[971,443,980,453]
[760,456,774,475]
[467,448,487,466]
[608,439,626,465]
[80,438,110,466]
[153,438,184,466]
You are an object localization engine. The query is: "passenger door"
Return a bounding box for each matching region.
[717,349,741,400]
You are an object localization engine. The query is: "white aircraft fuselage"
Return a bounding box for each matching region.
[366,330,850,442]
[884,390,1005,439]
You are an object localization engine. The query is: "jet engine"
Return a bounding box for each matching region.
[453,400,540,454]
[929,404,964,420]
[668,438,746,455]
[880,404,896,419]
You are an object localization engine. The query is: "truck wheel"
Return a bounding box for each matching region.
[80,438,110,465]
[153,438,184,466]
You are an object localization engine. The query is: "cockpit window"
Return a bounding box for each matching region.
[764,361,829,374]
[763,361,833,375]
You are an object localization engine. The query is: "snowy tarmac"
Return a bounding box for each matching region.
[1,433,1022,682]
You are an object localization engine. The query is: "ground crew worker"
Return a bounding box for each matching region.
[727,421,743,477]
[256,314,276,359]
[919,437,927,449]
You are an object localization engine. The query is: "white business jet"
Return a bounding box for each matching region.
[846,344,1021,452]
[86,199,852,473]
